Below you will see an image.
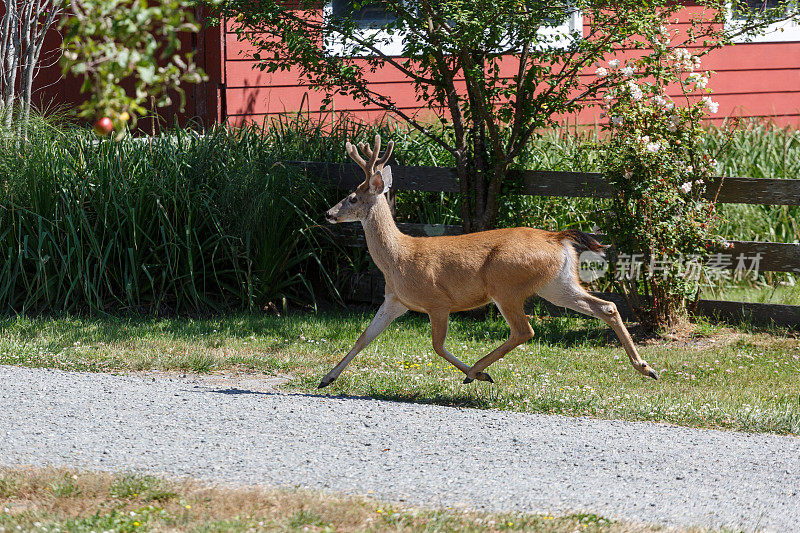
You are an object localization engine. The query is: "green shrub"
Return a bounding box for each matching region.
[0,123,336,315]
[1,111,796,316]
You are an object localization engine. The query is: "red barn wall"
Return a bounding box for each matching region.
[222,9,800,128]
[22,6,800,129]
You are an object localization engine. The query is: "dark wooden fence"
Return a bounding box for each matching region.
[297,161,800,328]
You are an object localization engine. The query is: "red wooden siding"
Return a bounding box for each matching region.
[21,6,800,129]
[222,13,800,128]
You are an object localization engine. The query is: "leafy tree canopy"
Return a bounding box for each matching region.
[217,0,798,231]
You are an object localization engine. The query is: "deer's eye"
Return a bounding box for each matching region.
[349,196,358,204]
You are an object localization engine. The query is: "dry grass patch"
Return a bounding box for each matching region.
[0,467,680,532]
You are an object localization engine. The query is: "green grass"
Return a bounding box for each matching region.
[0,120,344,315]
[701,280,800,305]
[2,114,798,315]
[2,311,798,434]
[0,467,671,533]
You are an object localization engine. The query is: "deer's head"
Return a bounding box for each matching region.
[326,135,394,224]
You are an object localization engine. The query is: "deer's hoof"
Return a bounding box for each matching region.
[639,363,659,380]
[464,372,494,384]
[318,376,336,389]
[476,372,494,383]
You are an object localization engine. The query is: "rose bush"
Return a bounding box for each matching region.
[596,33,729,330]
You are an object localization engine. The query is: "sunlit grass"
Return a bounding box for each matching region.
[2,311,798,434]
[1,467,666,532]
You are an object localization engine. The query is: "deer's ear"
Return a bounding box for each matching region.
[368,169,390,195]
[379,166,392,193]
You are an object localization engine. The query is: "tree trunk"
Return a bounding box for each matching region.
[458,127,507,233]
[2,1,20,128]
[459,50,506,233]
[458,164,505,233]
[0,0,62,135]
[0,2,12,114]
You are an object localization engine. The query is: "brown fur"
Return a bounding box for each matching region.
[318,136,658,388]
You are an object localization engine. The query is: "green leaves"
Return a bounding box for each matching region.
[60,0,207,132]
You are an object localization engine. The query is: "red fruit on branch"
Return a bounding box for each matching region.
[94,117,114,136]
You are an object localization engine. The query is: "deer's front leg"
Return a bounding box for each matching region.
[318,296,408,389]
[428,309,493,383]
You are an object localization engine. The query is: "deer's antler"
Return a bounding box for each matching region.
[346,135,394,178]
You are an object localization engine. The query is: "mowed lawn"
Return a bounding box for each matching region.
[1,310,798,434]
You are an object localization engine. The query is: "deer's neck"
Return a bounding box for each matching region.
[361,198,405,272]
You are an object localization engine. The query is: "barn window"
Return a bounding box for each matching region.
[534,5,583,49]
[331,0,398,28]
[324,2,583,56]
[324,1,406,56]
[728,0,800,42]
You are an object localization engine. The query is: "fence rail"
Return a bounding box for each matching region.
[296,161,800,328]
[297,161,800,205]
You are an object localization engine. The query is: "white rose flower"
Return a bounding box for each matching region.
[611,115,623,126]
[623,169,633,179]
[667,123,678,132]
[621,66,635,77]
[626,80,643,100]
[609,59,620,69]
[673,48,690,61]
[702,96,719,114]
[595,67,608,77]
[641,135,650,143]
[688,73,709,89]
[680,182,693,194]
[671,48,696,72]
[646,142,661,153]
[652,95,667,107]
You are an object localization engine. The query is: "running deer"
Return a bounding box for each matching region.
[319,135,658,388]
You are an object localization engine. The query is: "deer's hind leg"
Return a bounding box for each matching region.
[536,259,658,380]
[464,295,533,383]
[428,309,494,383]
[568,292,658,379]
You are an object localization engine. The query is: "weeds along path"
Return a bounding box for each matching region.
[1,365,798,531]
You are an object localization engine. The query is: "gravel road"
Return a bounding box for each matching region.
[1,365,798,532]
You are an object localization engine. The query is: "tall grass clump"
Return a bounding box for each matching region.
[706,122,800,244]
[0,121,336,315]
